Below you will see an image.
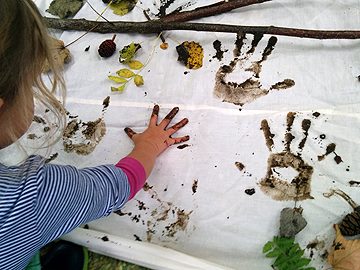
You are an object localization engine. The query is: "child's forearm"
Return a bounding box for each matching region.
[127,145,157,178]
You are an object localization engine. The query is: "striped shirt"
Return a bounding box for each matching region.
[0,155,133,270]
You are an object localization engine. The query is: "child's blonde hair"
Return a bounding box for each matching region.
[0,0,66,148]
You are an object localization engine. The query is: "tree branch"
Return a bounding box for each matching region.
[161,0,271,22]
[44,17,360,40]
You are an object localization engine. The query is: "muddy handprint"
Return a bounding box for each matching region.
[259,112,314,201]
[214,33,295,106]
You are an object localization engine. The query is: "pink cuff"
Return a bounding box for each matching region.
[116,157,146,201]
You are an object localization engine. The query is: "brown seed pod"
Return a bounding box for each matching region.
[324,189,360,236]
[98,35,116,58]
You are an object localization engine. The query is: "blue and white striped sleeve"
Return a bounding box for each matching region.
[35,163,131,244]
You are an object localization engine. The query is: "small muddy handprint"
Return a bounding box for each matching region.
[214,33,295,106]
[259,112,314,201]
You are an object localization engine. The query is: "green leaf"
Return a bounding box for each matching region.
[128,60,144,70]
[294,258,311,268]
[263,241,273,253]
[266,249,282,258]
[109,0,137,16]
[47,0,83,19]
[119,42,141,63]
[111,84,125,93]
[108,75,127,83]
[116,68,135,78]
[133,75,144,86]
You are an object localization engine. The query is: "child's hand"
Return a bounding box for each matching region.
[125,105,189,177]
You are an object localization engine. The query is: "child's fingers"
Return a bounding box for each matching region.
[172,135,190,144]
[149,104,159,127]
[159,107,179,129]
[166,118,189,135]
[124,127,137,138]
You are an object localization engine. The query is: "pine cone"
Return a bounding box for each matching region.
[98,35,116,58]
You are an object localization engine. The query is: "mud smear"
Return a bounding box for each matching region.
[214,34,295,106]
[260,120,275,151]
[235,161,245,171]
[317,143,343,164]
[192,179,198,194]
[212,40,227,61]
[119,183,193,242]
[62,96,110,155]
[349,180,360,187]
[259,113,314,201]
[298,119,311,152]
[157,0,193,17]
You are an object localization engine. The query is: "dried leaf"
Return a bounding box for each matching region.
[176,41,204,70]
[134,75,144,86]
[119,42,141,63]
[128,60,144,70]
[328,224,360,270]
[110,0,137,16]
[108,75,127,83]
[47,0,84,19]
[116,69,135,78]
[111,85,126,93]
[43,37,71,72]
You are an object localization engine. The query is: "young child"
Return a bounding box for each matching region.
[0,1,189,269]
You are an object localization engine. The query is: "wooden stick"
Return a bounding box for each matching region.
[44,17,360,40]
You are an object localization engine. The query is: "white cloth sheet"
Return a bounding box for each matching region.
[17,0,360,269]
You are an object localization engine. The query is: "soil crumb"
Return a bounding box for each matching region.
[245,188,255,196]
[33,115,46,125]
[349,180,360,187]
[192,179,198,194]
[101,236,109,242]
[312,112,321,118]
[177,144,190,149]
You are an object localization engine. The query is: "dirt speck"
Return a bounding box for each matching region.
[212,40,227,61]
[101,236,109,242]
[177,144,190,149]
[134,234,142,241]
[235,161,245,171]
[192,180,198,195]
[312,112,321,118]
[45,153,58,164]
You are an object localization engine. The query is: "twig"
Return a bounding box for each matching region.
[44,17,360,40]
[86,0,114,26]
[160,0,271,23]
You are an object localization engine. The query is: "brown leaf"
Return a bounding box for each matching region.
[328,224,360,270]
[43,37,71,72]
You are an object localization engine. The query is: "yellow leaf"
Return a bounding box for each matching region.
[328,224,360,270]
[116,68,135,78]
[134,75,144,86]
[111,85,126,93]
[109,0,137,16]
[176,41,204,70]
[108,75,127,83]
[128,60,144,70]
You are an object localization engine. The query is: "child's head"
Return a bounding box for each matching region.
[0,0,66,149]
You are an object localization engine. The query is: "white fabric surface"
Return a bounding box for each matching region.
[22,0,360,269]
